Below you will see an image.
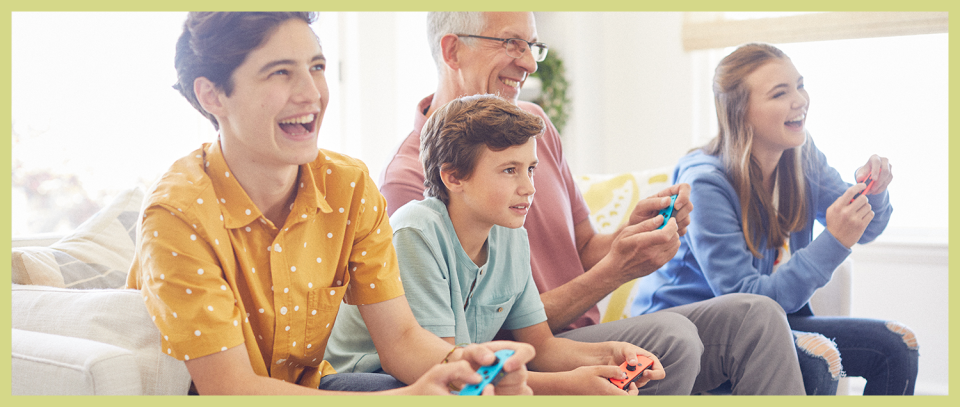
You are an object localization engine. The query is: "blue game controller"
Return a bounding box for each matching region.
[458,349,515,396]
[657,195,678,230]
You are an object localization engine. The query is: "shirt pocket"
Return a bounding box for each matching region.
[304,282,347,360]
[472,296,518,343]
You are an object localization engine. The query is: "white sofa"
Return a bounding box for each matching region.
[11,187,192,395]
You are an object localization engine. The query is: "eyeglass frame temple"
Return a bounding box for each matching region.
[455,34,548,61]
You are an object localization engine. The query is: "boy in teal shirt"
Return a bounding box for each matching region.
[326,95,665,394]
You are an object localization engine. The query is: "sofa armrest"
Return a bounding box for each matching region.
[12,285,192,395]
[13,328,143,395]
[809,257,853,317]
[12,233,65,249]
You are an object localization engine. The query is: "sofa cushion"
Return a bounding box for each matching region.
[574,168,672,323]
[12,284,192,395]
[11,187,143,289]
[13,328,143,395]
[576,169,672,234]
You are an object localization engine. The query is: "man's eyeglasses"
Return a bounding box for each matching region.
[456,34,549,62]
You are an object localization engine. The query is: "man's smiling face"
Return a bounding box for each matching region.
[456,12,539,104]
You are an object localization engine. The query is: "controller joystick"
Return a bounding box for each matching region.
[609,355,654,391]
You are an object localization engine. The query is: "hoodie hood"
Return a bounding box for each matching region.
[672,149,727,186]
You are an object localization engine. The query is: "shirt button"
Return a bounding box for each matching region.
[497,307,503,313]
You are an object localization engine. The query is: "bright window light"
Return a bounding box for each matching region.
[12,12,210,235]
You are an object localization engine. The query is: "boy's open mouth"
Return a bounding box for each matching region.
[278,113,317,135]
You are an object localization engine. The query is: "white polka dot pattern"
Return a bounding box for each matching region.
[131,145,403,383]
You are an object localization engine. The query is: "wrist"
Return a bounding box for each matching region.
[440,345,468,393]
[441,345,464,364]
[527,371,571,395]
[590,256,630,290]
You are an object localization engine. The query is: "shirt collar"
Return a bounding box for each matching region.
[412,94,435,136]
[297,158,333,217]
[204,141,331,230]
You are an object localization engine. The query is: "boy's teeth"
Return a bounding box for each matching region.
[279,114,315,124]
[503,79,520,87]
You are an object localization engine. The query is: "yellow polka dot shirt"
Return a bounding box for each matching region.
[126,142,404,387]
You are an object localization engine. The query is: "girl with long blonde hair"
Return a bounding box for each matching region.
[631,43,918,395]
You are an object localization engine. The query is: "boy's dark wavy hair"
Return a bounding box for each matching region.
[173,12,317,130]
[420,95,544,204]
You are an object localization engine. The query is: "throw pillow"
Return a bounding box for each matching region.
[574,168,672,323]
[11,187,144,289]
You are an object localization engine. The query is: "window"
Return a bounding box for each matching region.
[12,12,208,236]
[11,12,437,237]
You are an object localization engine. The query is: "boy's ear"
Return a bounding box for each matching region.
[440,168,464,194]
[439,33,461,71]
[194,76,225,117]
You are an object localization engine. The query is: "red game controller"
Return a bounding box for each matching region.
[850,168,879,203]
[609,355,655,390]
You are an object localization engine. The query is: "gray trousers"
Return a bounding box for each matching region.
[556,293,805,395]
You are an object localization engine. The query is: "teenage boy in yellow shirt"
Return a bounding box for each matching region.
[126,12,533,395]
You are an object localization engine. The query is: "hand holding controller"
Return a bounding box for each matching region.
[657,195,678,230]
[458,349,515,396]
[850,168,880,203]
[608,355,655,390]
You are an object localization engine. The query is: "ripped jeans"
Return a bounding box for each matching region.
[788,314,919,395]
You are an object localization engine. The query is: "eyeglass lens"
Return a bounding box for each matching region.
[505,39,547,62]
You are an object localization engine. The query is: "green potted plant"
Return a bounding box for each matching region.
[530,50,570,134]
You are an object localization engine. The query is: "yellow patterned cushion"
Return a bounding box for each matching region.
[574,168,672,323]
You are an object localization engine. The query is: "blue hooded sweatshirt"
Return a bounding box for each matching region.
[631,141,892,315]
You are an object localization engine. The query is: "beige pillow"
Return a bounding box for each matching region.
[11,187,143,289]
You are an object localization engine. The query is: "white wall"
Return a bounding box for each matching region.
[847,242,949,395]
[323,12,437,179]
[535,12,699,176]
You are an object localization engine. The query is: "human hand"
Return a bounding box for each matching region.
[552,365,642,395]
[397,360,487,395]
[606,342,665,389]
[854,155,893,195]
[602,212,680,283]
[826,184,875,248]
[628,183,692,236]
[460,342,535,395]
